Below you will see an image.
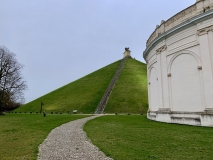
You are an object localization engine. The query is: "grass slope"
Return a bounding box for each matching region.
[0,114,89,160]
[105,58,148,113]
[16,60,121,113]
[84,115,213,160]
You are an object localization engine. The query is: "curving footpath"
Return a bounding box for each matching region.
[37,115,112,160]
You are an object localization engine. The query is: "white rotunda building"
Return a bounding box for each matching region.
[143,0,213,126]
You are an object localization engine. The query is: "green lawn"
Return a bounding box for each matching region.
[105,58,148,113]
[0,114,90,160]
[84,115,213,160]
[15,60,121,113]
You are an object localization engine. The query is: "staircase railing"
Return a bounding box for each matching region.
[95,57,127,114]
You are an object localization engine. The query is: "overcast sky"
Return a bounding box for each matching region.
[1,0,195,103]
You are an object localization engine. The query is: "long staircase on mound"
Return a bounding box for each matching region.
[95,57,127,114]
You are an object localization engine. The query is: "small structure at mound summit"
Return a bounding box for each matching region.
[143,0,213,126]
[123,47,131,58]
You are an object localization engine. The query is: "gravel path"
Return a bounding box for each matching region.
[37,115,113,160]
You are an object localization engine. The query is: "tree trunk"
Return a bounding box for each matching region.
[0,102,5,115]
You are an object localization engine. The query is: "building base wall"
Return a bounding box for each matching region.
[147,109,213,127]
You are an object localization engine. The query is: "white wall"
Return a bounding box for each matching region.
[170,53,203,112]
[144,6,213,126]
[149,67,159,111]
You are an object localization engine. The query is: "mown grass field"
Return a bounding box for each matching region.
[0,114,89,160]
[84,115,213,160]
[15,60,121,113]
[105,58,148,113]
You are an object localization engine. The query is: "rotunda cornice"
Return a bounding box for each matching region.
[143,9,213,59]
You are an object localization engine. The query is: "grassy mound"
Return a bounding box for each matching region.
[15,60,121,113]
[84,115,213,160]
[16,58,148,114]
[105,58,148,113]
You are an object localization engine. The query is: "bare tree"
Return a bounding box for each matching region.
[0,46,27,114]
